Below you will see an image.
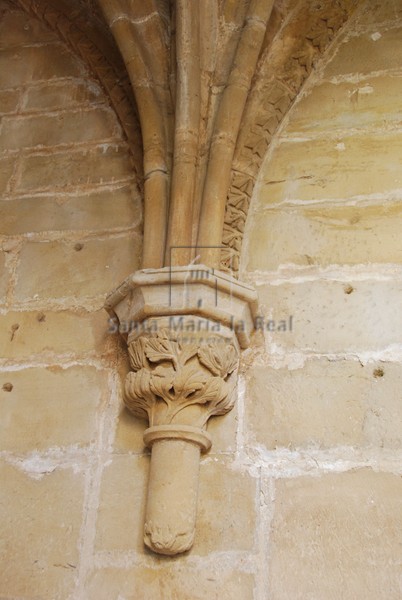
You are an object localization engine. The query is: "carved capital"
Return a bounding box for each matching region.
[123,322,240,555]
[124,326,239,430]
[105,266,257,555]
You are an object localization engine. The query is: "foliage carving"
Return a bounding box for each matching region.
[125,330,239,428]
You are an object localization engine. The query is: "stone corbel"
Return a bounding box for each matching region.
[98,0,268,557]
[105,266,257,555]
[97,0,360,560]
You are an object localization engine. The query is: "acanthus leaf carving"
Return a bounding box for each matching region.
[124,329,239,428]
[197,339,238,378]
[124,369,155,421]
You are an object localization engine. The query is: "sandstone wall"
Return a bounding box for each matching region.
[0,4,142,598]
[1,1,402,599]
[242,1,402,597]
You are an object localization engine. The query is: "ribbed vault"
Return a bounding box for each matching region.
[95,0,361,274]
[11,0,362,276]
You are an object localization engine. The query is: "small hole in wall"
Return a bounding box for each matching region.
[344,284,354,294]
[2,383,13,392]
[37,312,46,322]
[373,368,384,378]
[74,243,84,252]
[10,323,19,341]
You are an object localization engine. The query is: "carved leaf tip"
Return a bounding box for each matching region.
[124,369,155,420]
[197,341,239,378]
[144,521,194,556]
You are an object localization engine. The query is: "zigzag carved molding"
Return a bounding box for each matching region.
[222,0,362,275]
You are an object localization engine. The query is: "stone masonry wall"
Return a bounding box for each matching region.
[0,4,143,599]
[1,1,402,599]
[242,1,402,598]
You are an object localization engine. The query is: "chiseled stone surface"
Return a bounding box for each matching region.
[286,76,402,135]
[246,360,402,449]
[0,43,84,89]
[0,366,107,452]
[196,458,257,555]
[206,403,239,454]
[256,279,402,354]
[0,310,110,359]
[0,7,58,45]
[268,469,402,600]
[258,133,402,205]
[0,88,20,114]
[0,461,85,599]
[0,249,7,303]
[0,156,15,194]
[0,185,141,235]
[14,235,140,301]
[324,26,402,77]
[0,107,120,150]
[113,404,148,454]
[356,0,402,25]
[245,204,402,270]
[95,455,148,553]
[87,568,255,600]
[23,80,103,111]
[17,144,134,192]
